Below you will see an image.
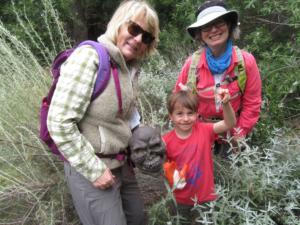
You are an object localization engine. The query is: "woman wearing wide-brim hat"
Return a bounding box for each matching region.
[174,0,262,157]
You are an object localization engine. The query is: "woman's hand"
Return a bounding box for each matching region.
[92,168,116,189]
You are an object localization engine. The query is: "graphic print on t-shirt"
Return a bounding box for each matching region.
[186,163,203,187]
[176,143,204,189]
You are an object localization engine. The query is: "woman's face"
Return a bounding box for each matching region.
[116,18,152,62]
[198,19,230,51]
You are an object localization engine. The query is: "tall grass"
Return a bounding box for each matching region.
[0,0,77,224]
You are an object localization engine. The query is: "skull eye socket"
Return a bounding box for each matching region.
[131,148,147,164]
[149,136,160,146]
[132,147,144,152]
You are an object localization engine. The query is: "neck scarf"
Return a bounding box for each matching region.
[206,40,233,75]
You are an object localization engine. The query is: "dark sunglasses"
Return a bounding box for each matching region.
[127,21,155,45]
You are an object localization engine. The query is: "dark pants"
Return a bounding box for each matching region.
[213,141,231,158]
[169,202,206,225]
[214,138,247,159]
[64,162,145,225]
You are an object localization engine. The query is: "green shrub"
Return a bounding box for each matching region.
[138,53,179,129]
[148,130,300,225]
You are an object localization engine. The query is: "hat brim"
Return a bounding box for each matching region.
[187,10,238,38]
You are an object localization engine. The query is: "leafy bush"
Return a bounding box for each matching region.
[149,130,300,225]
[138,53,180,129]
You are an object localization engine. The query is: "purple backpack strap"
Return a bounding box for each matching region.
[78,41,111,101]
[78,41,122,113]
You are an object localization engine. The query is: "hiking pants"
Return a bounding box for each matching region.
[64,162,145,225]
[169,202,210,225]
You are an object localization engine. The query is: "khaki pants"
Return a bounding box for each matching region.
[64,162,145,225]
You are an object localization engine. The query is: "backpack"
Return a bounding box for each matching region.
[187,46,247,94]
[39,40,122,160]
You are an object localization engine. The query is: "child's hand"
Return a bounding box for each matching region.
[217,88,230,104]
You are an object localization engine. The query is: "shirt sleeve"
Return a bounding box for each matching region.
[129,107,141,129]
[233,52,262,137]
[47,46,107,182]
[174,57,192,92]
[203,122,217,143]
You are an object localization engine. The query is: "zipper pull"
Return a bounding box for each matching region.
[215,83,221,113]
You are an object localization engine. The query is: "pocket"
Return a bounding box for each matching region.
[98,125,107,153]
[64,163,92,191]
[228,80,241,99]
[98,126,120,154]
[227,81,242,111]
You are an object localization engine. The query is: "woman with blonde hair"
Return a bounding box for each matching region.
[47,1,159,224]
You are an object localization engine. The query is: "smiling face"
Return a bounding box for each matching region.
[169,103,198,138]
[116,18,151,62]
[196,18,230,56]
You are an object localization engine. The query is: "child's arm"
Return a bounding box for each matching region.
[213,88,237,134]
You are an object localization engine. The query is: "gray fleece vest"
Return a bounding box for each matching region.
[78,41,138,169]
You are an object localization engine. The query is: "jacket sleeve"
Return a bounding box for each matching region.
[233,52,262,137]
[47,46,107,182]
[174,57,192,92]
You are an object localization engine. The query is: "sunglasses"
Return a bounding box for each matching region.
[201,20,227,32]
[127,21,155,45]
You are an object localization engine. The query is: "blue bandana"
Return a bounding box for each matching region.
[206,40,233,75]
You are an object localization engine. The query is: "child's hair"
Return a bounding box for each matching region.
[167,90,199,114]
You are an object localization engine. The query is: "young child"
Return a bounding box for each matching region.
[163,89,236,223]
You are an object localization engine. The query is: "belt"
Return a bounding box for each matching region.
[95,150,127,161]
[199,116,222,123]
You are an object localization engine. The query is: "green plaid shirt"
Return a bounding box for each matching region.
[47,46,106,182]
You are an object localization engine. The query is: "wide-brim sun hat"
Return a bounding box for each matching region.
[187,5,238,38]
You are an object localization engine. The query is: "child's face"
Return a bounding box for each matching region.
[169,103,198,135]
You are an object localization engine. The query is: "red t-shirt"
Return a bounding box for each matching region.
[163,122,217,205]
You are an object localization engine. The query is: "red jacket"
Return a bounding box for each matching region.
[175,48,262,137]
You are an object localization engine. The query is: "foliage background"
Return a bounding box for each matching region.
[0,0,299,224]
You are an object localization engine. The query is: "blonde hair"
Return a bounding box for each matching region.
[105,0,159,58]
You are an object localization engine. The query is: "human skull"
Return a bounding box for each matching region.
[129,126,165,176]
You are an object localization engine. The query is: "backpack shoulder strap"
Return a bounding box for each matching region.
[78,41,111,100]
[77,40,122,114]
[187,47,204,93]
[234,46,247,94]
